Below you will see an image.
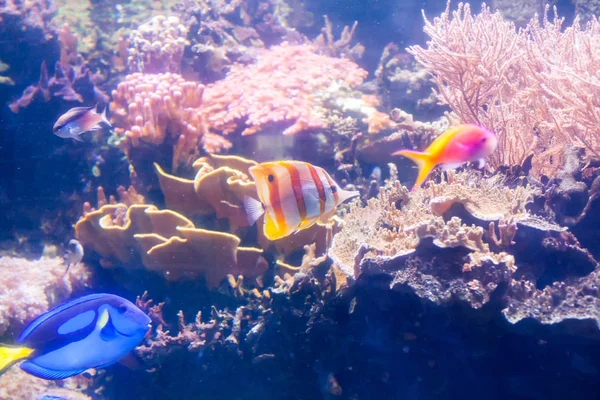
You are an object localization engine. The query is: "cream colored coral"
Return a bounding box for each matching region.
[0,256,92,335]
[0,368,94,400]
[329,171,535,278]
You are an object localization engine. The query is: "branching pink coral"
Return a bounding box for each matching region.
[408,2,600,176]
[202,42,369,136]
[110,72,232,169]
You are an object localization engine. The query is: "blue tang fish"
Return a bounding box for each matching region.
[0,293,150,380]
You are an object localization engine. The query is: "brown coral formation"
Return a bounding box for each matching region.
[0,256,92,335]
[128,15,189,73]
[74,203,268,286]
[156,154,340,262]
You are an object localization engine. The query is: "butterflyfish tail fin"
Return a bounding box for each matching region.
[0,346,34,374]
[243,196,265,227]
[337,188,360,204]
[392,149,436,190]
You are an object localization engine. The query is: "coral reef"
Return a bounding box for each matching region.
[156,154,341,262]
[329,171,539,308]
[75,203,268,286]
[408,3,600,176]
[0,368,95,400]
[9,58,109,113]
[0,0,57,39]
[375,43,439,117]
[180,0,308,80]
[109,72,229,171]
[128,15,189,73]
[0,256,92,335]
[201,43,370,136]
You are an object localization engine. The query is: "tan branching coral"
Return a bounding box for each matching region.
[0,256,92,335]
[75,203,267,286]
[329,171,535,279]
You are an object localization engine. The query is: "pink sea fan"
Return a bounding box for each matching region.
[408,2,600,176]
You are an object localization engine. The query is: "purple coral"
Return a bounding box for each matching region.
[9,59,109,113]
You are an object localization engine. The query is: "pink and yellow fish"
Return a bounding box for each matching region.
[392,124,498,190]
[244,161,360,241]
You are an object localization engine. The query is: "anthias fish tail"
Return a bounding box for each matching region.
[392,150,435,190]
[101,105,111,127]
[0,346,34,373]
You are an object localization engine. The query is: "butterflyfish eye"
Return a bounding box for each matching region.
[268,174,275,183]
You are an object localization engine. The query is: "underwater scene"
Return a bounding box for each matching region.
[1,0,600,398]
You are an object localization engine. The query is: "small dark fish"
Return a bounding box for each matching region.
[0,293,150,380]
[53,105,111,141]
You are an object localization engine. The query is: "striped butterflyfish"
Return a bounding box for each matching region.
[244,161,360,241]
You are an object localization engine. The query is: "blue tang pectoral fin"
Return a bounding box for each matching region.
[20,360,86,380]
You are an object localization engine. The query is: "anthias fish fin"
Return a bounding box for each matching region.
[393,150,436,190]
[243,196,265,227]
[20,360,86,380]
[72,135,84,142]
[264,212,289,241]
[440,162,464,171]
[477,158,486,169]
[100,105,112,127]
[0,346,34,374]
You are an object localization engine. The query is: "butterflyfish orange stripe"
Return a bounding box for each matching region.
[323,172,339,205]
[265,167,288,235]
[306,163,325,214]
[281,161,307,221]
